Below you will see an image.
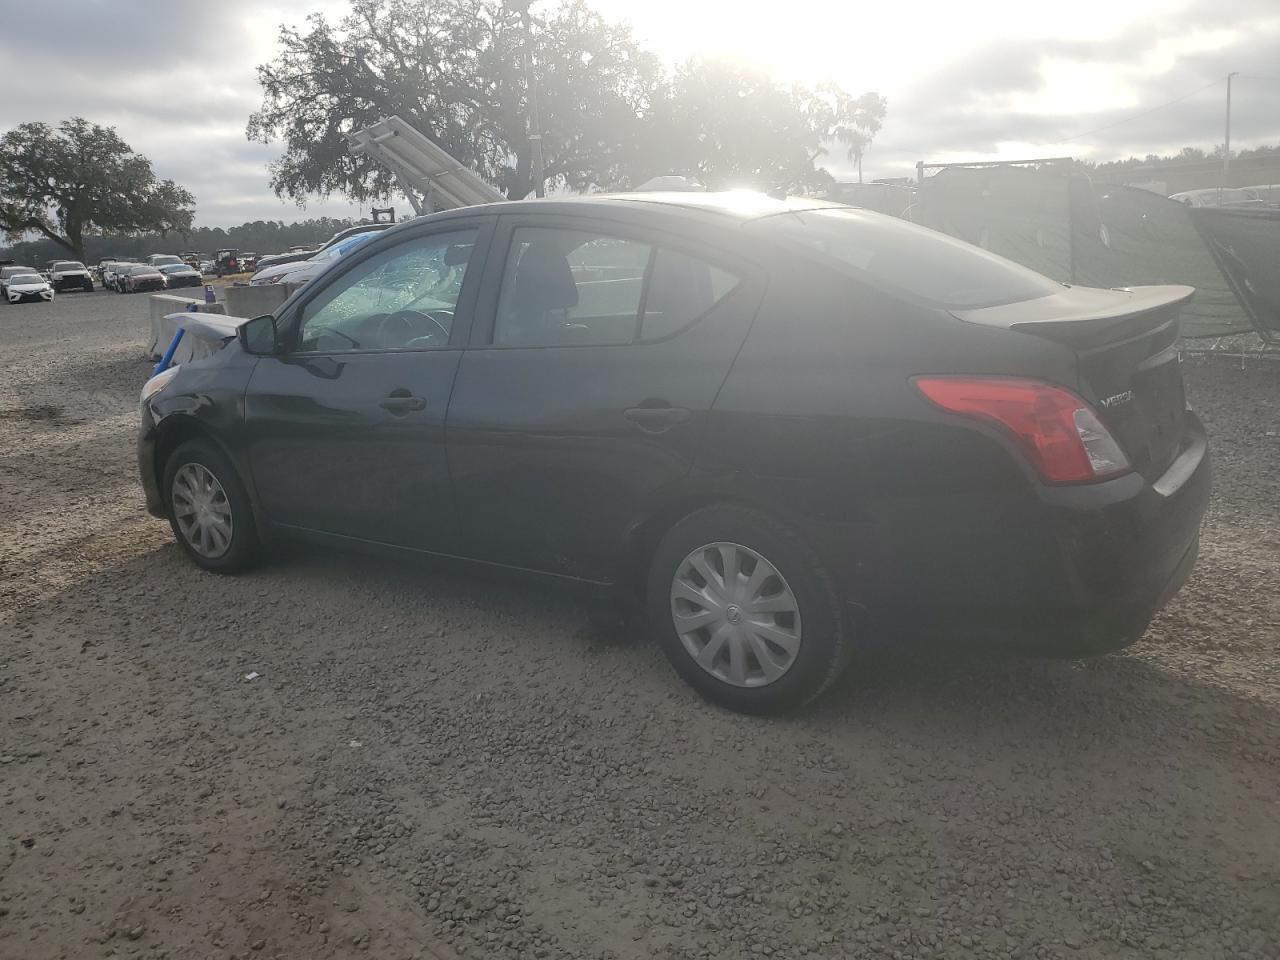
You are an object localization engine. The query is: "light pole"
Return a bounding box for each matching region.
[1223,71,1238,191]
[511,0,546,198]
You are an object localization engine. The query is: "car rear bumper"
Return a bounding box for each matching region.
[847,411,1211,654]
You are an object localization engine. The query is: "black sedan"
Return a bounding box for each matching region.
[136,192,1209,713]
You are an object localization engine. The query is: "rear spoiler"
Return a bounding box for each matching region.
[953,284,1195,350]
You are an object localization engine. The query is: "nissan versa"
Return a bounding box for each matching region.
[137,192,1210,713]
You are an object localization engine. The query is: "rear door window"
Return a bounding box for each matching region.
[641,248,741,340]
[491,225,741,346]
[750,207,1061,309]
[494,228,651,346]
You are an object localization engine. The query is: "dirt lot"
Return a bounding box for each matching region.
[2,291,1278,960]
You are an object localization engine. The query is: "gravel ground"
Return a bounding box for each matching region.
[1,291,1278,960]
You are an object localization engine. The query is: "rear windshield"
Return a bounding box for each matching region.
[749,207,1061,309]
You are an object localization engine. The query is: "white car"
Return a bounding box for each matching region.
[1169,187,1265,209]
[6,272,54,304]
[0,264,38,296]
[249,230,381,286]
[48,260,94,292]
[102,261,136,292]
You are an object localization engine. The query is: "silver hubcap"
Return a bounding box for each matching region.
[670,541,802,688]
[171,463,233,559]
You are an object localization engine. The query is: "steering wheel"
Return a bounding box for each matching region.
[375,309,452,348]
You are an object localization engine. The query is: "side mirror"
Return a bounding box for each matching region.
[239,314,279,355]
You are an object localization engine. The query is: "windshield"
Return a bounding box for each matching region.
[749,207,1061,309]
[11,274,42,284]
[53,262,84,271]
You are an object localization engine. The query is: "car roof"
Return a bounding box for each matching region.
[389,191,841,234]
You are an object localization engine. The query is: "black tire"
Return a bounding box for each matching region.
[646,504,851,714]
[162,439,261,574]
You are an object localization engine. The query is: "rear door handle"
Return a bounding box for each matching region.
[624,405,691,433]
[380,393,427,414]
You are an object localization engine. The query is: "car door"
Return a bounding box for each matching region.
[446,214,763,582]
[243,219,492,550]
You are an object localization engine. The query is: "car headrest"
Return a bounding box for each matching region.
[513,240,579,312]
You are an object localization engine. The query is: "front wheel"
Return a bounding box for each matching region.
[162,439,260,573]
[647,505,851,714]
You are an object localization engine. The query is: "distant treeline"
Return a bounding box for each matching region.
[1083,143,1280,178]
[0,216,365,265]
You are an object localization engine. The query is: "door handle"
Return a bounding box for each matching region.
[624,405,691,433]
[380,393,427,414]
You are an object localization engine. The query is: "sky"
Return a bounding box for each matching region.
[1,0,1278,227]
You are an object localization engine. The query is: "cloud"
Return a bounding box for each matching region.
[1,0,1277,224]
[0,0,367,227]
[850,8,1280,179]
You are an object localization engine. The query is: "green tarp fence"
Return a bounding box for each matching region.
[914,167,1277,339]
[1189,206,1280,336]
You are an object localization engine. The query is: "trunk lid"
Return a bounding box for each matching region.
[953,284,1194,482]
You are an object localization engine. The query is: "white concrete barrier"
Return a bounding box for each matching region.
[222,283,289,319]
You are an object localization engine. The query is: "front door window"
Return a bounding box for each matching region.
[295,229,480,352]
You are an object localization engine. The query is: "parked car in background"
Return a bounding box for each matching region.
[119,264,166,293]
[198,260,215,275]
[138,193,1210,713]
[6,271,55,304]
[248,231,382,286]
[158,263,202,288]
[48,260,94,292]
[255,223,394,273]
[213,249,241,276]
[1169,187,1266,209]
[147,254,185,268]
[101,261,135,292]
[0,264,39,296]
[95,258,120,283]
[1245,184,1280,206]
[240,252,260,272]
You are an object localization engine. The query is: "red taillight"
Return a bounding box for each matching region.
[914,376,1131,484]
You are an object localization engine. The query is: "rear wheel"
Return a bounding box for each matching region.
[647,504,851,714]
[163,439,260,573]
